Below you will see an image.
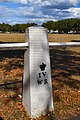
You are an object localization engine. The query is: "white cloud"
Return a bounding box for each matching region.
[0,0,28,4]
[0,5,56,24]
[69,0,77,5]
[0,0,78,5]
[0,0,80,24]
[69,7,80,17]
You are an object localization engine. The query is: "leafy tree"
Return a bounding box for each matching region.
[0,23,11,33]
[42,21,55,32]
[12,23,37,33]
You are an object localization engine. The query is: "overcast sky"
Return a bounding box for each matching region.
[0,0,80,24]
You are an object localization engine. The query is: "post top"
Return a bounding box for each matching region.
[26,26,47,31]
[29,25,44,28]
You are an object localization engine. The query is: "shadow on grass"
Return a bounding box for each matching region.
[0,80,22,95]
[71,40,80,42]
[50,46,80,89]
[68,114,80,120]
[0,50,24,96]
[0,50,24,59]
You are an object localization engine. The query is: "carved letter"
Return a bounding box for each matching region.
[42,72,47,77]
[44,79,48,84]
[38,73,41,78]
[37,80,43,85]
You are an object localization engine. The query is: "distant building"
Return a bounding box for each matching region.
[0,31,2,33]
[68,31,73,34]
[53,30,58,34]
[49,30,59,34]
[6,31,10,34]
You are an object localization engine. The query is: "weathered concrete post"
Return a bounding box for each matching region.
[23,26,53,118]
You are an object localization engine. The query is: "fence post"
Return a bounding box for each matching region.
[23,26,53,118]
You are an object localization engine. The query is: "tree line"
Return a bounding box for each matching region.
[0,18,80,34]
[0,23,37,33]
[42,18,80,34]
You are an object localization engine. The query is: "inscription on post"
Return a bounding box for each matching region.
[37,63,48,85]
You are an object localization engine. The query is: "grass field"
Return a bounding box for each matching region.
[48,34,80,42]
[0,33,25,43]
[0,33,80,120]
[0,33,80,43]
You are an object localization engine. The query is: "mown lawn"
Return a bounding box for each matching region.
[0,33,80,43]
[0,33,25,43]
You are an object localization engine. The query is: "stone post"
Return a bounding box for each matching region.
[23,26,53,118]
